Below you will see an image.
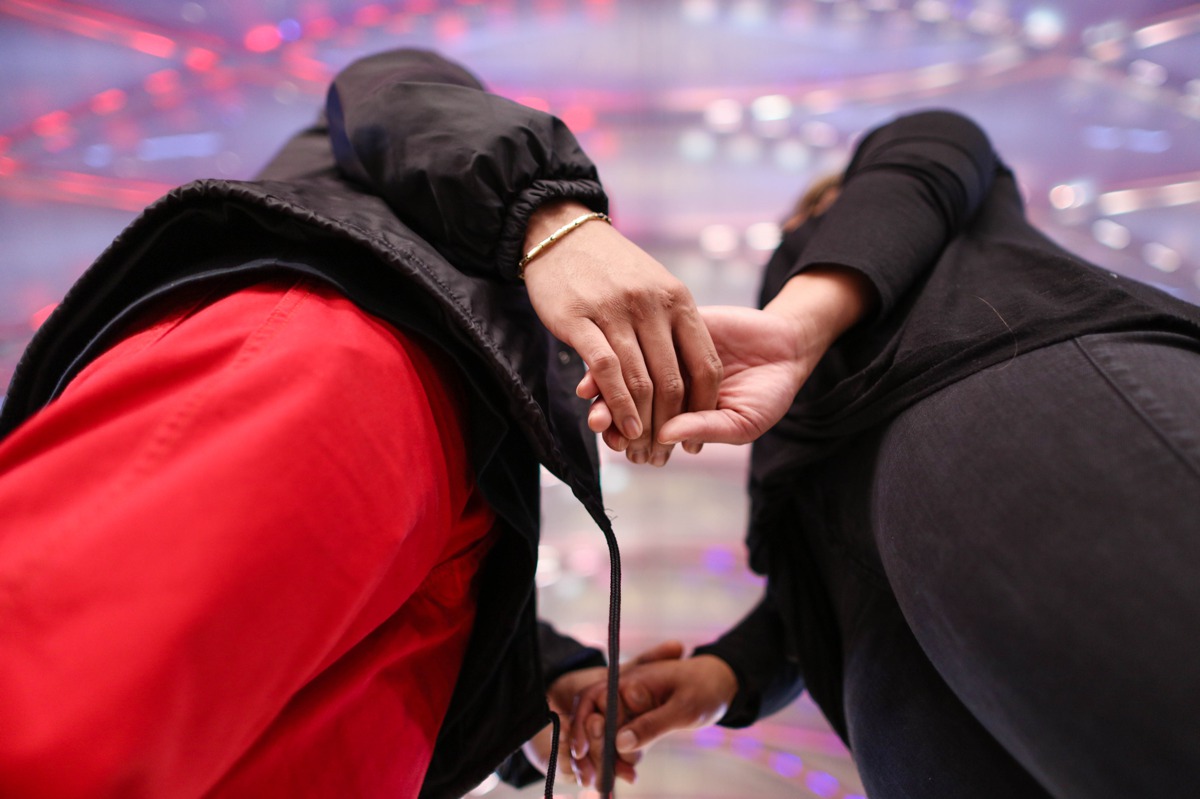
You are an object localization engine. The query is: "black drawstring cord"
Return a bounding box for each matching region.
[543,711,560,799]
[541,523,620,798]
[598,523,622,798]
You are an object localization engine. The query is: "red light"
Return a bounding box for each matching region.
[560,105,596,133]
[433,11,468,40]
[185,48,220,72]
[143,69,181,95]
[90,88,127,115]
[130,31,177,58]
[306,16,338,39]
[32,110,70,138]
[244,24,282,53]
[0,136,10,155]
[0,156,17,177]
[515,96,551,113]
[353,4,389,26]
[30,304,58,331]
[408,0,437,13]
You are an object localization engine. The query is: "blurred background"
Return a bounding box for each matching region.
[1,1,1197,796]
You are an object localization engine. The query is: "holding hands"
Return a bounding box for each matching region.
[539,642,739,789]
[578,266,876,451]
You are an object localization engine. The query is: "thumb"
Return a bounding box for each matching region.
[630,640,685,665]
[659,410,750,446]
[613,705,689,754]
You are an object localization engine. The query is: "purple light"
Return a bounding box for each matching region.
[693,726,724,748]
[805,770,839,797]
[277,18,303,42]
[769,751,803,778]
[703,546,736,573]
[731,734,762,758]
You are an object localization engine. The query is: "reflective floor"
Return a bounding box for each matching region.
[2,2,1198,797]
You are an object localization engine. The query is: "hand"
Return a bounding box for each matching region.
[569,652,739,788]
[524,641,685,786]
[522,666,623,785]
[522,202,722,467]
[581,266,875,449]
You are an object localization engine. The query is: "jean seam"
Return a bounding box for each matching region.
[1073,337,1200,484]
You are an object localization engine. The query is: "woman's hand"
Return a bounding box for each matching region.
[568,652,739,788]
[523,641,686,785]
[522,202,722,467]
[581,266,876,450]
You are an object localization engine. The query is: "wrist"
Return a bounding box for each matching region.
[764,265,876,354]
[524,200,596,253]
[692,654,739,710]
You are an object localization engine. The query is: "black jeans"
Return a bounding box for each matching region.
[807,332,1200,798]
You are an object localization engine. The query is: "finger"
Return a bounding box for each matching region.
[576,370,600,400]
[615,705,687,753]
[630,640,685,665]
[602,425,630,453]
[659,409,754,446]
[675,308,723,417]
[588,396,613,434]
[620,681,654,715]
[614,758,638,784]
[684,440,704,455]
[636,317,687,468]
[601,329,653,464]
[569,682,609,760]
[567,320,643,441]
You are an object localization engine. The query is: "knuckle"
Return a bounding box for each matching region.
[626,373,653,398]
[589,350,620,373]
[701,352,724,381]
[657,372,686,402]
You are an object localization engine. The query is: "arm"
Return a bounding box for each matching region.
[610,110,998,448]
[786,109,998,322]
[326,49,720,464]
[505,630,682,787]
[566,598,802,788]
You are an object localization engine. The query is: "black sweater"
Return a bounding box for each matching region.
[697,110,1200,739]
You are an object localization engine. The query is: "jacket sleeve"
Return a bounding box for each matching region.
[692,594,805,727]
[783,110,999,322]
[496,620,607,788]
[325,49,609,281]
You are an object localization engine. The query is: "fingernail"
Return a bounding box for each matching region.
[616,730,638,752]
[684,441,702,455]
[621,416,642,439]
[587,716,604,739]
[650,452,667,467]
[629,449,649,465]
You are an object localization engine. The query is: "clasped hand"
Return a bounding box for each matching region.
[528,642,739,787]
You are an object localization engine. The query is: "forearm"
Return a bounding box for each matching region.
[786,110,998,320]
[693,596,805,727]
[764,265,877,358]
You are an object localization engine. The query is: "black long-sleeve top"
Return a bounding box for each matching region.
[696,110,1200,739]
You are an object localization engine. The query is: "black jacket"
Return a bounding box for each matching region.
[696,110,1200,740]
[0,49,613,798]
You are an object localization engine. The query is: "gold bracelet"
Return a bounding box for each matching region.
[518,211,611,278]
